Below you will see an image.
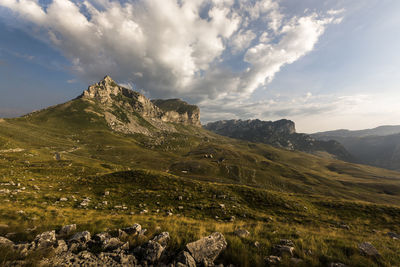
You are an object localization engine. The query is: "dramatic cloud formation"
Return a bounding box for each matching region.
[1,0,343,122]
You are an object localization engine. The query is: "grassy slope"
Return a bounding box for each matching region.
[0,98,400,266]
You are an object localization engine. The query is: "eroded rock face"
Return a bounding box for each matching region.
[205,119,353,161]
[80,76,201,135]
[152,99,201,127]
[186,232,227,266]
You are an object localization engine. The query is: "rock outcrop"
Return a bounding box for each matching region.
[152,99,201,127]
[1,224,228,267]
[80,76,201,135]
[205,119,352,161]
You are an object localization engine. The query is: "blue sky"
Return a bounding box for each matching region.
[0,0,399,133]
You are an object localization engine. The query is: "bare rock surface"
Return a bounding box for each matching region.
[80,76,201,135]
[186,232,227,266]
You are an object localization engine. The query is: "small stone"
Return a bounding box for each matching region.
[234,229,250,238]
[122,224,142,236]
[273,245,294,257]
[59,197,68,202]
[0,236,14,247]
[152,232,170,247]
[279,239,294,247]
[358,242,380,258]
[265,255,281,265]
[69,231,91,244]
[104,191,110,196]
[387,232,400,240]
[59,224,76,236]
[34,230,57,249]
[339,224,350,230]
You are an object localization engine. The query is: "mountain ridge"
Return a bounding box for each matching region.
[59,75,201,135]
[313,125,400,138]
[204,119,353,161]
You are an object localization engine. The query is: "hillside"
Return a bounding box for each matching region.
[204,119,353,161]
[0,77,400,266]
[313,125,400,138]
[312,128,400,171]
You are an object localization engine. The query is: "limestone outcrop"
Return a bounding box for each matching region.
[80,76,201,135]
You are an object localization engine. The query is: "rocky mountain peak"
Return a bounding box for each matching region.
[79,76,201,134]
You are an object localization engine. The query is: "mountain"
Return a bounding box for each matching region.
[78,75,200,135]
[204,119,353,161]
[312,127,400,170]
[1,77,400,266]
[312,125,400,138]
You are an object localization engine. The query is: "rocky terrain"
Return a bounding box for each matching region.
[79,76,201,135]
[204,119,352,161]
[0,221,389,267]
[0,223,227,266]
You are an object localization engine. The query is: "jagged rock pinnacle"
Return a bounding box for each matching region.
[101,75,114,84]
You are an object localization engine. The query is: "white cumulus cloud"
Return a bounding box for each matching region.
[1,0,343,117]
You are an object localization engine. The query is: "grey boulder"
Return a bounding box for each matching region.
[186,232,227,266]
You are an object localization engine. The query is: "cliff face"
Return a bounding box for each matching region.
[205,119,352,161]
[152,99,201,127]
[80,76,201,134]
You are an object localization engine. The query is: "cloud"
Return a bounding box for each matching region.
[0,0,343,111]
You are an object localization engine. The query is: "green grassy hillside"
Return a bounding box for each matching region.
[1,96,400,266]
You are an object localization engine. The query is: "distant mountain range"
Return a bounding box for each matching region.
[312,125,400,138]
[312,126,400,171]
[204,119,353,161]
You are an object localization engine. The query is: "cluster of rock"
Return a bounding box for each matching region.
[264,239,302,266]
[80,76,201,135]
[0,223,228,267]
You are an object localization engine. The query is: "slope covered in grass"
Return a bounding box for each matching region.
[1,90,400,266]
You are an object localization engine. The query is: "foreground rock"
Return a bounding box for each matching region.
[1,224,228,267]
[186,232,227,266]
[0,236,14,247]
[272,239,295,257]
[358,242,380,258]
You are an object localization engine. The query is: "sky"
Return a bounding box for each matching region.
[0,0,399,133]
